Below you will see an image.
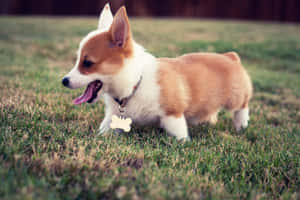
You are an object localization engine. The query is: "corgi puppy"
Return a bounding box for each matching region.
[62,4,252,140]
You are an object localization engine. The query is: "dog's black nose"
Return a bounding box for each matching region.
[62,77,70,87]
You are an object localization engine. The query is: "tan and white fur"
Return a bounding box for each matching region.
[63,4,253,140]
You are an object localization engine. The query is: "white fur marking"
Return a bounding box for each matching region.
[233,108,249,131]
[160,115,189,140]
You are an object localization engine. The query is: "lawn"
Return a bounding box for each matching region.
[0,16,299,200]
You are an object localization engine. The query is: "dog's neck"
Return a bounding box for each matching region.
[105,42,155,100]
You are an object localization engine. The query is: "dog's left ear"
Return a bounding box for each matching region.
[98,3,113,30]
[109,6,131,48]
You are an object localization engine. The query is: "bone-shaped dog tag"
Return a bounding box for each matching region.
[110,115,132,132]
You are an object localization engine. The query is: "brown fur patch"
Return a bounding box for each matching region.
[157,60,189,118]
[158,52,252,123]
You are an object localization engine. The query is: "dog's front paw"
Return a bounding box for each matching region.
[98,124,124,136]
[98,122,110,135]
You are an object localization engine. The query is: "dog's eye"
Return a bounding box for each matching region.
[83,60,94,68]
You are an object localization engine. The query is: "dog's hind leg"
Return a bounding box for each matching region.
[232,93,251,132]
[233,107,249,132]
[208,111,219,125]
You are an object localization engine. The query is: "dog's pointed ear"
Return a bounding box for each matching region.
[98,3,113,30]
[109,6,131,48]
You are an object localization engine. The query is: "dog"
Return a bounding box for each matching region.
[62,4,253,141]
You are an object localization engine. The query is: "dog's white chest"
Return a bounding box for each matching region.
[102,51,162,126]
[104,70,162,126]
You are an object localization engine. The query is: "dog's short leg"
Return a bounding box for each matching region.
[99,112,112,134]
[160,115,190,141]
[208,111,219,125]
[233,107,249,131]
[98,95,118,135]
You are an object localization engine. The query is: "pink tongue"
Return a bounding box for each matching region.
[73,84,94,105]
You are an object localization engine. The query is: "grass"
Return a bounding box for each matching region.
[0,16,299,200]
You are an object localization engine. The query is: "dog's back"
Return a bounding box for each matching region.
[158,52,252,125]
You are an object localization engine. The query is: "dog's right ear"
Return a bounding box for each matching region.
[98,3,113,30]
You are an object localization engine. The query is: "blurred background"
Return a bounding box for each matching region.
[1,0,300,22]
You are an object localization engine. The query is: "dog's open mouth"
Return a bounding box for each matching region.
[73,80,103,105]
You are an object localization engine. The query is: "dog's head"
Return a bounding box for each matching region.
[62,4,133,104]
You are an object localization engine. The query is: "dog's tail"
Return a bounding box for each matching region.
[223,51,241,63]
